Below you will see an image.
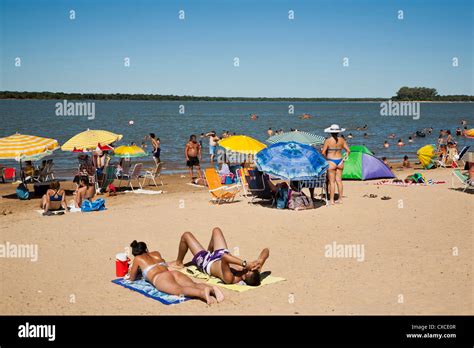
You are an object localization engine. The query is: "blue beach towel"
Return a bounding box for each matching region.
[111,278,190,305]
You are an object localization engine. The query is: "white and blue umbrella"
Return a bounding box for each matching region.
[255,141,328,180]
[267,130,325,146]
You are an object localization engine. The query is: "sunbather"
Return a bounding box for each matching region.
[171,227,269,286]
[75,177,95,208]
[126,240,224,305]
[41,181,67,214]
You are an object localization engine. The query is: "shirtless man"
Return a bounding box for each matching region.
[185,134,202,181]
[170,227,270,286]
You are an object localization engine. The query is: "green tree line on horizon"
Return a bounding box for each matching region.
[0,88,472,101]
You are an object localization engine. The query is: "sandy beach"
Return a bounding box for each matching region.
[0,164,471,315]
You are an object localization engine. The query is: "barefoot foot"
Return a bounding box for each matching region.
[211,286,225,303]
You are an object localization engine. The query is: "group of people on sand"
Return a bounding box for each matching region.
[125,227,270,305]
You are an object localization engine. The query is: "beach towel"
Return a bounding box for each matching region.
[374,180,446,187]
[111,278,189,305]
[125,189,163,195]
[180,265,285,292]
[81,198,106,212]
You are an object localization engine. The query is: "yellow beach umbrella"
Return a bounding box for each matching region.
[113,145,147,158]
[0,133,59,161]
[61,129,123,151]
[464,128,474,139]
[417,144,437,169]
[218,135,266,154]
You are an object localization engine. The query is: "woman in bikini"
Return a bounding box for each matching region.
[322,124,350,205]
[41,181,67,215]
[126,240,224,305]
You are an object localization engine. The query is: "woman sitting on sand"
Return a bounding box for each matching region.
[170,227,269,286]
[321,124,350,205]
[126,240,224,305]
[75,177,95,208]
[41,181,67,215]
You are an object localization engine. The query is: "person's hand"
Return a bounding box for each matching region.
[248,260,261,271]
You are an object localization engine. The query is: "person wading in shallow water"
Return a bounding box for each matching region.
[185,134,202,182]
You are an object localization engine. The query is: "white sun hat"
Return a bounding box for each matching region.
[324,124,346,133]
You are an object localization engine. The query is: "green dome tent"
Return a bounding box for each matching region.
[342,145,395,180]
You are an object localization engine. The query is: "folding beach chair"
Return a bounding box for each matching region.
[453,146,470,168]
[295,172,328,206]
[44,160,55,181]
[451,169,472,192]
[141,162,163,187]
[204,168,241,204]
[1,167,16,183]
[96,166,116,193]
[236,168,249,196]
[125,163,143,191]
[245,169,274,203]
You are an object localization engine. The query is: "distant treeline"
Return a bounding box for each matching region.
[392,87,473,101]
[0,88,472,102]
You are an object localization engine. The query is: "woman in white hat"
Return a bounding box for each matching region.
[322,124,350,204]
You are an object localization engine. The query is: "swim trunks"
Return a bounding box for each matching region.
[186,156,200,167]
[192,249,229,275]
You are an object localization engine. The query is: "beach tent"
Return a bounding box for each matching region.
[342,145,395,180]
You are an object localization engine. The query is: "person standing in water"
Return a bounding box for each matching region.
[185,135,202,182]
[321,124,350,205]
[205,131,220,164]
[149,133,161,163]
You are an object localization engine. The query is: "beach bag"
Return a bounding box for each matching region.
[221,173,234,184]
[406,173,426,184]
[288,190,312,210]
[81,198,106,212]
[16,183,29,200]
[276,186,289,209]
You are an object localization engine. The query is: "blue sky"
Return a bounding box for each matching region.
[0,0,472,97]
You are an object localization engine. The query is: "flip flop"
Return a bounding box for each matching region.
[381,196,392,200]
[42,211,53,216]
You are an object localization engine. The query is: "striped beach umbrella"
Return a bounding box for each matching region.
[0,133,59,161]
[267,130,325,146]
[61,129,123,152]
[113,145,147,158]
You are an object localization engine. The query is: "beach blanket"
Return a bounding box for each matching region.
[374,180,446,187]
[179,265,285,292]
[125,189,164,195]
[111,278,189,305]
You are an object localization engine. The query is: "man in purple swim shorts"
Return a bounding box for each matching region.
[169,227,270,286]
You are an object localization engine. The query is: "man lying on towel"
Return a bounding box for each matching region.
[169,227,269,286]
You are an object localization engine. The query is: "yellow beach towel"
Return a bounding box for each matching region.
[179,265,285,292]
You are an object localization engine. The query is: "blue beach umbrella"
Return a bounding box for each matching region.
[255,141,328,180]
